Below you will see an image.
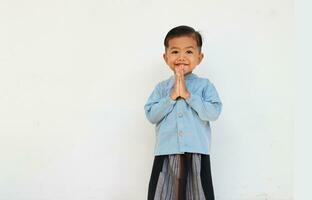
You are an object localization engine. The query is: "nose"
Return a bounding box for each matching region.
[177,54,186,61]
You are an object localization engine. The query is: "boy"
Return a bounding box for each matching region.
[145,25,222,200]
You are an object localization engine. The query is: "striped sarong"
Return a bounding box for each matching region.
[148,153,214,200]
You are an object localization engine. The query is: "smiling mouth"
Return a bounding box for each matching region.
[175,64,188,67]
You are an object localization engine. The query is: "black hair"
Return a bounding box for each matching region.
[164,25,203,51]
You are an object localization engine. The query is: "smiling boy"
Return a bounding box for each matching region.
[145,25,222,200]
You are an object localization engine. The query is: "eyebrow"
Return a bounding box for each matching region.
[169,46,195,50]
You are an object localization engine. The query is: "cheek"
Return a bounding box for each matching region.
[169,58,176,64]
[194,57,201,64]
[189,57,196,63]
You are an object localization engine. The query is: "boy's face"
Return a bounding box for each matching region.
[163,36,203,75]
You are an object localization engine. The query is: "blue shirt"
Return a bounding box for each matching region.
[144,73,222,156]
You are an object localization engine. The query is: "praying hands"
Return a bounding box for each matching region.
[170,66,190,100]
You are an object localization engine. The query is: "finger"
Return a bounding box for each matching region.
[180,76,184,95]
[179,66,184,75]
[179,67,183,75]
[177,75,181,95]
[181,71,184,80]
[178,74,182,83]
[175,67,180,75]
[178,79,181,96]
[180,73,184,83]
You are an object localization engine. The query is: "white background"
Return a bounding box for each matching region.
[1,0,307,200]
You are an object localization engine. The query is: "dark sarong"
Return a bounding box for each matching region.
[147,153,214,200]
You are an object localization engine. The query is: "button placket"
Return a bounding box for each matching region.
[177,104,184,137]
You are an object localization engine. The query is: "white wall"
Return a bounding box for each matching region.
[0,0,294,199]
[294,0,312,200]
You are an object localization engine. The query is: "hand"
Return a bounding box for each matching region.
[179,71,190,99]
[170,66,190,100]
[170,72,180,100]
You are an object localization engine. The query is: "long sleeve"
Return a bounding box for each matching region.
[144,84,176,124]
[185,81,222,121]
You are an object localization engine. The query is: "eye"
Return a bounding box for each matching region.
[171,50,178,54]
[186,50,193,54]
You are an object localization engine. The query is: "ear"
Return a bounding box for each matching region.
[198,53,204,64]
[163,53,168,64]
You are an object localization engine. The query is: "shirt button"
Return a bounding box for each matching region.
[178,113,183,118]
[178,131,183,136]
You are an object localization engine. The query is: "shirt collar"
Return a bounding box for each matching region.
[184,72,197,80]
